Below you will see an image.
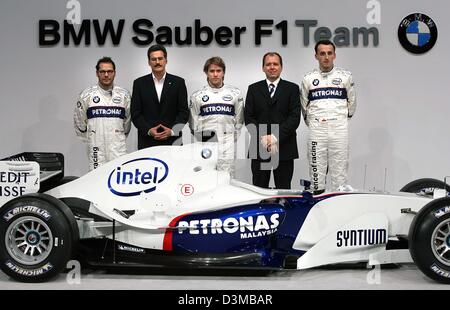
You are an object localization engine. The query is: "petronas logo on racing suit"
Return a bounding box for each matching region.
[200,103,235,116]
[308,87,347,101]
[87,106,125,119]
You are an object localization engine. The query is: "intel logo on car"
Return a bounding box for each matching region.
[108,158,169,197]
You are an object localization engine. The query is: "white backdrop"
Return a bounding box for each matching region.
[0,0,448,191]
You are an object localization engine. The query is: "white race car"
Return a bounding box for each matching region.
[0,144,449,283]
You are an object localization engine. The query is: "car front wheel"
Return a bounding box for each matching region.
[400,178,450,198]
[409,197,450,284]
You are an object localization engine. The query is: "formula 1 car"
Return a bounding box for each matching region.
[0,144,449,284]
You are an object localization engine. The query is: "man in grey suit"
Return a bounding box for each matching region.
[244,52,301,189]
[131,44,189,150]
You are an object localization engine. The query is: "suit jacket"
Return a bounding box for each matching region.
[131,73,189,149]
[244,79,301,161]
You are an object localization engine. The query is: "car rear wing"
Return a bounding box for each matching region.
[1,152,65,190]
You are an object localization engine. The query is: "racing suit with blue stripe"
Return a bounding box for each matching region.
[189,84,244,175]
[74,85,131,170]
[300,67,356,192]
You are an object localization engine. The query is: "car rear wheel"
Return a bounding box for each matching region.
[409,197,450,284]
[0,196,74,282]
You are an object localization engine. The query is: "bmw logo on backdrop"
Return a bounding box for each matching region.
[398,13,437,54]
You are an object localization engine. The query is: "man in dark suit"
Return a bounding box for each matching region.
[131,44,189,149]
[245,52,301,189]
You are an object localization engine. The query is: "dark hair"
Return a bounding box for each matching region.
[147,44,167,60]
[95,57,116,71]
[203,56,226,74]
[262,52,283,67]
[314,39,336,54]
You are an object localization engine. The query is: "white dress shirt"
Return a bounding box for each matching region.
[153,72,166,101]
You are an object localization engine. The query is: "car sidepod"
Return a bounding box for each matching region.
[293,192,431,269]
[167,203,286,267]
[162,195,317,269]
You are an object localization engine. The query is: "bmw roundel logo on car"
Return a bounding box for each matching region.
[108,158,169,196]
[398,13,438,54]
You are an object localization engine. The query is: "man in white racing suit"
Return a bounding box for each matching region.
[300,40,356,193]
[74,57,131,170]
[189,57,244,175]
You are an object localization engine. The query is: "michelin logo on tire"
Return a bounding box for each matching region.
[434,206,450,218]
[6,260,53,277]
[431,264,450,279]
[3,206,51,222]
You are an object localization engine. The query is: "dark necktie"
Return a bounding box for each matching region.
[269,83,275,97]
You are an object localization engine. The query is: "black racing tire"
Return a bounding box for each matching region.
[409,197,450,284]
[0,196,75,282]
[400,178,450,197]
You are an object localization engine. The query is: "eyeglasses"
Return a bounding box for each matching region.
[98,70,115,75]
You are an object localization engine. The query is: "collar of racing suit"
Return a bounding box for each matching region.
[207,82,224,93]
[319,66,335,77]
[97,84,114,97]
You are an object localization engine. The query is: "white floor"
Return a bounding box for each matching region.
[0,264,448,290]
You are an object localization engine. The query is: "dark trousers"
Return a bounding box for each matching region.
[251,159,294,189]
[137,135,182,150]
